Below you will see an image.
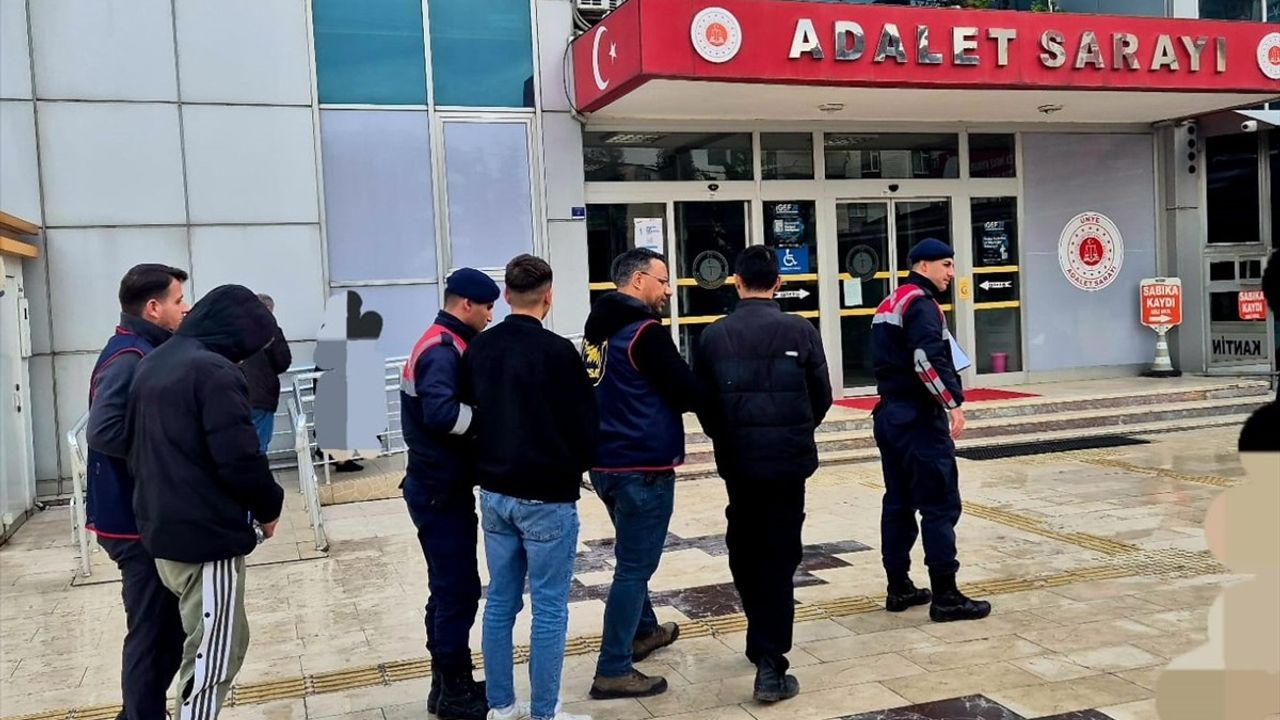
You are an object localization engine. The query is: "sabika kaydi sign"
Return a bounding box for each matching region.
[785,19,1229,74]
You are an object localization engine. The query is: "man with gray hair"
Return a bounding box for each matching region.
[581,247,706,700]
[240,293,291,453]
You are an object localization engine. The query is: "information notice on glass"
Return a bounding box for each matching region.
[634,218,664,253]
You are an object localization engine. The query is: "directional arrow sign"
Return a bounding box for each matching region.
[979,280,1013,291]
[776,288,811,300]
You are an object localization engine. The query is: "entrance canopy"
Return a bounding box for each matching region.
[571,0,1280,123]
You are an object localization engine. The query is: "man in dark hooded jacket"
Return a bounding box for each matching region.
[581,247,704,700]
[127,284,285,720]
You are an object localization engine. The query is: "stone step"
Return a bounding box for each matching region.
[681,379,1272,445]
[677,400,1261,479]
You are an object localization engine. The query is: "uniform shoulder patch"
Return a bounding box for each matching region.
[582,339,608,387]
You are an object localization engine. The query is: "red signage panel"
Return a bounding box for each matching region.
[1239,289,1267,320]
[573,0,1280,112]
[1140,278,1182,328]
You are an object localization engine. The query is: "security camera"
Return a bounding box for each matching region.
[887,183,900,193]
[707,183,720,192]
[1242,120,1259,133]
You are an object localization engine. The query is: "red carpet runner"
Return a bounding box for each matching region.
[835,388,1041,412]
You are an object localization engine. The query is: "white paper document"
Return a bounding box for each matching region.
[948,333,972,371]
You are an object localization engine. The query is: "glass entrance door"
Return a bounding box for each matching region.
[834,198,954,391]
[674,200,750,361]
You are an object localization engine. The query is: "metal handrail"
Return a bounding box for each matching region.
[59,332,586,575]
[65,413,92,578]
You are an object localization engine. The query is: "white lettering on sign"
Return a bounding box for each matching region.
[1036,29,1225,73]
[790,18,824,59]
[784,19,1228,73]
[1140,277,1182,328]
[978,280,1013,291]
[775,288,812,300]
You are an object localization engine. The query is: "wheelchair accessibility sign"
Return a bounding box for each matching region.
[776,246,810,275]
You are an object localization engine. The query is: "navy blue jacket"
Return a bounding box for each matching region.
[85,314,171,539]
[128,285,284,563]
[582,292,703,472]
[400,311,477,502]
[871,272,965,410]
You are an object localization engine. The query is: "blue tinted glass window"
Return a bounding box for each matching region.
[313,0,427,105]
[428,0,534,108]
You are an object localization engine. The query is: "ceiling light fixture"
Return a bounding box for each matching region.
[818,102,845,113]
[1037,104,1064,115]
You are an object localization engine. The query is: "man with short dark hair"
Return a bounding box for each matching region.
[582,247,704,700]
[461,255,597,720]
[1239,248,1280,452]
[86,263,189,720]
[240,293,292,454]
[400,268,500,720]
[695,245,832,703]
[128,284,286,720]
[871,238,990,623]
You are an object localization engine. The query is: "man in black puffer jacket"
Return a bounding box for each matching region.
[127,284,284,720]
[695,245,832,704]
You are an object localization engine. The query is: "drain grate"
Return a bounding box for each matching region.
[956,435,1151,461]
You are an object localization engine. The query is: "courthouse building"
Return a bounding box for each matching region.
[0,0,1276,528]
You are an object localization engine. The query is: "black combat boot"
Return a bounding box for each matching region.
[885,578,933,613]
[752,656,800,703]
[928,572,991,623]
[427,669,441,714]
[436,667,488,720]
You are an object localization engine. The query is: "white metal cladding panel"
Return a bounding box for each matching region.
[174,0,312,105]
[37,101,186,226]
[45,227,190,353]
[30,0,177,101]
[0,100,40,222]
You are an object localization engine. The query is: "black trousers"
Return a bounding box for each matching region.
[724,477,806,672]
[872,401,962,579]
[100,537,185,720]
[403,482,482,673]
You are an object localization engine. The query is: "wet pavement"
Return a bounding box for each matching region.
[0,424,1252,720]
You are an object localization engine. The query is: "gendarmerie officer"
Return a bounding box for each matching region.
[400,268,500,720]
[870,238,991,623]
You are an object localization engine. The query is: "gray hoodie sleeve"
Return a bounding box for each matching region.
[86,350,144,458]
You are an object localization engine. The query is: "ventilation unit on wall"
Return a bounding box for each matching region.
[576,0,626,17]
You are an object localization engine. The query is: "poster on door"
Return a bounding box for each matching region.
[980,221,1010,266]
[633,218,664,253]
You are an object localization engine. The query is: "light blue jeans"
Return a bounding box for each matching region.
[480,490,580,720]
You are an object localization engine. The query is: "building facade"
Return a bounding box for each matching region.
[0,0,1275,504]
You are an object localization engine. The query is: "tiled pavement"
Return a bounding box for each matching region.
[0,425,1254,720]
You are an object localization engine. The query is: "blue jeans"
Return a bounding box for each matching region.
[251,409,275,454]
[589,470,675,678]
[480,490,579,720]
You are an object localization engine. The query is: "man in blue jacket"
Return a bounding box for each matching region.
[86,263,189,720]
[871,238,990,623]
[400,268,500,720]
[582,248,704,700]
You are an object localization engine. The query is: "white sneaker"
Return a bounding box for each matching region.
[487,702,531,720]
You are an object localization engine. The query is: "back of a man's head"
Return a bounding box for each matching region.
[505,254,553,309]
[1263,249,1280,316]
[119,263,188,316]
[612,247,665,287]
[735,245,779,292]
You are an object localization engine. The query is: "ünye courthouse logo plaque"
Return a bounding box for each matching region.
[1059,212,1124,292]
